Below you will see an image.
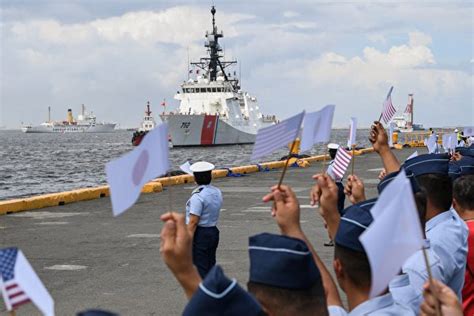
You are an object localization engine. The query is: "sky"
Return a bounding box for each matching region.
[0,0,473,128]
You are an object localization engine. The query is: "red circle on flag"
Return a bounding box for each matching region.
[132,150,150,186]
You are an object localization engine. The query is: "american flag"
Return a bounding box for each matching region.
[380,87,397,124]
[332,147,352,180]
[251,111,305,161]
[0,248,31,310]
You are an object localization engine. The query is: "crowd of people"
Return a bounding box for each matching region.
[158,122,473,316]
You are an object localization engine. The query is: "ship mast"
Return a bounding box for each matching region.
[190,6,239,90]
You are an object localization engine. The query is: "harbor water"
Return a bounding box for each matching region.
[0,129,371,200]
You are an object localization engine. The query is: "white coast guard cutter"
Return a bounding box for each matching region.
[160,6,277,147]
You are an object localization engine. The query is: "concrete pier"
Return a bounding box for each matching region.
[0,148,421,315]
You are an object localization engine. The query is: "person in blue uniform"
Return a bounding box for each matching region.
[186,161,223,278]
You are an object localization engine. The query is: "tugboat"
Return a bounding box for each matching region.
[131,101,156,146]
[160,6,278,147]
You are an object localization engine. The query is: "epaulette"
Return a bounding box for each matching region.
[192,186,204,195]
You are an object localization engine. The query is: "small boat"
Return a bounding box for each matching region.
[392,94,424,133]
[131,101,156,146]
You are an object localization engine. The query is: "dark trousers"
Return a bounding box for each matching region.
[336,182,346,215]
[192,226,219,278]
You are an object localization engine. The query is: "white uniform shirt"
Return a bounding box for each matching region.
[186,184,223,227]
[425,208,468,299]
[328,292,415,315]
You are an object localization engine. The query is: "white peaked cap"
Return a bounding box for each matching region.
[327,143,340,150]
[190,161,215,173]
[454,129,459,132]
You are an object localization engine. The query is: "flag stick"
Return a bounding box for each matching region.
[276,140,298,189]
[351,144,356,176]
[167,172,173,212]
[422,247,442,316]
[378,113,383,123]
[321,143,329,175]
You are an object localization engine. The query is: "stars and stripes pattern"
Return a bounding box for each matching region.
[0,248,31,310]
[251,111,305,161]
[332,147,352,180]
[381,94,397,124]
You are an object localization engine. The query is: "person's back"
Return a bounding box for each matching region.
[452,175,474,315]
[403,154,468,299]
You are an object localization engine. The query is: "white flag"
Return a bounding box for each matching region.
[0,248,54,316]
[251,111,305,161]
[464,127,474,137]
[427,134,437,154]
[347,117,357,148]
[360,170,424,298]
[300,105,335,152]
[442,133,456,151]
[106,123,170,216]
[180,161,193,175]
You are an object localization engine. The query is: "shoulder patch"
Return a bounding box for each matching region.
[192,187,204,195]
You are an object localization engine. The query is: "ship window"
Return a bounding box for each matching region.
[207,88,212,92]
[201,88,206,93]
[217,88,222,92]
[212,88,217,92]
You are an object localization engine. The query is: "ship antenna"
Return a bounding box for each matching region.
[211,6,216,31]
[146,101,152,116]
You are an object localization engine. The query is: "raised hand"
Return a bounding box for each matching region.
[420,279,462,316]
[344,175,366,204]
[310,173,323,206]
[315,174,340,239]
[378,168,387,180]
[263,185,302,238]
[160,212,201,299]
[369,121,389,153]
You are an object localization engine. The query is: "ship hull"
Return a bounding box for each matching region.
[22,124,116,133]
[162,114,260,147]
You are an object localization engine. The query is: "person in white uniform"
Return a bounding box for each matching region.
[186,161,223,278]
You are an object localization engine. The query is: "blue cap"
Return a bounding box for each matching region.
[449,157,474,180]
[183,265,262,316]
[377,170,420,194]
[455,147,474,158]
[402,153,450,176]
[248,233,320,289]
[335,199,376,252]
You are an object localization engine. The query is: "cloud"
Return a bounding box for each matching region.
[283,10,300,18]
[0,2,472,129]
